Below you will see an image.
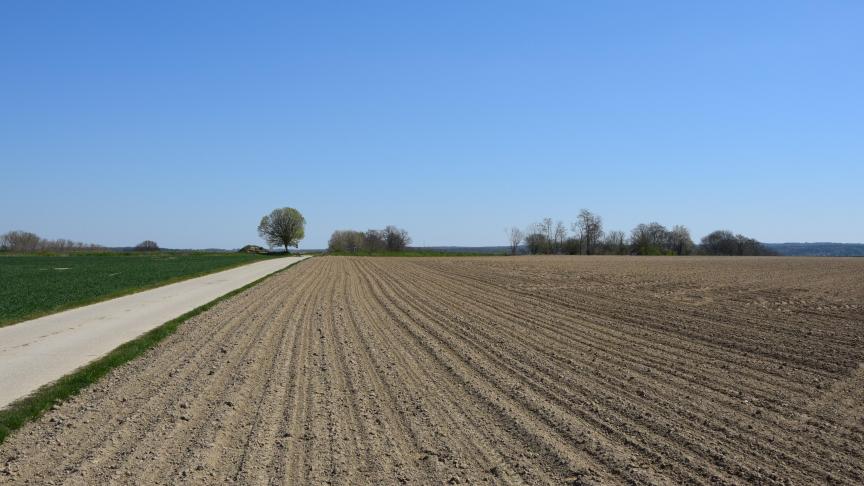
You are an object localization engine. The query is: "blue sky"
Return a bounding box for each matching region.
[2,1,862,249]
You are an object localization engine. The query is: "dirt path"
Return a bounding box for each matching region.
[0,256,308,409]
[1,256,862,484]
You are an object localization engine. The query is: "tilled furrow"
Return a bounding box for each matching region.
[447,261,864,375]
[349,260,534,483]
[388,259,863,480]
[108,262,319,483]
[1,256,861,486]
[366,258,864,480]
[393,260,860,440]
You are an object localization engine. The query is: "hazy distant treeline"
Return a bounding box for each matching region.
[0,230,104,253]
[328,226,411,253]
[509,210,776,256]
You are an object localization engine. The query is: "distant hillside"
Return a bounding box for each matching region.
[765,243,864,257]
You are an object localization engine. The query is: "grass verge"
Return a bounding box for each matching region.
[0,257,308,445]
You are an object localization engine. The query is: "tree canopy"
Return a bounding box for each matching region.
[258,207,306,251]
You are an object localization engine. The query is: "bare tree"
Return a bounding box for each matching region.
[574,209,604,255]
[553,221,567,254]
[258,207,306,252]
[134,240,160,251]
[602,230,627,255]
[525,219,555,254]
[668,225,695,255]
[540,218,554,245]
[506,227,524,255]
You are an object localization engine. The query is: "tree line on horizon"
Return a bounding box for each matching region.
[0,230,105,253]
[1,207,776,257]
[328,226,411,253]
[508,210,776,256]
[0,230,165,253]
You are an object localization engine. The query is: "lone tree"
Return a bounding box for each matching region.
[258,207,306,252]
[134,240,159,251]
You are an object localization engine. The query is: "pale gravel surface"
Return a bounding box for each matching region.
[0,256,307,408]
[1,256,862,484]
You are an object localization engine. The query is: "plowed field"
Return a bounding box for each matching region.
[2,256,863,484]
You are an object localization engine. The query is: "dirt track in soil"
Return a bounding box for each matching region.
[1,256,863,485]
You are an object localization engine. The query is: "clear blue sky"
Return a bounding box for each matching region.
[2,1,862,249]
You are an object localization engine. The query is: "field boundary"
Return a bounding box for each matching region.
[0,257,309,445]
[0,253,296,328]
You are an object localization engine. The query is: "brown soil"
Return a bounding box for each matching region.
[1,256,863,485]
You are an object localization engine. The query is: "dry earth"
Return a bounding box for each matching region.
[1,256,863,485]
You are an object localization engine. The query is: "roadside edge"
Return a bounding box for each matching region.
[0,253,301,329]
[0,256,310,444]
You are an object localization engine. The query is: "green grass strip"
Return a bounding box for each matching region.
[0,257,309,445]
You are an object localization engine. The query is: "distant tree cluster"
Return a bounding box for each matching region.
[509,210,774,256]
[328,230,364,253]
[515,210,635,256]
[328,226,411,253]
[134,240,160,252]
[630,223,695,256]
[0,230,104,253]
[699,230,776,256]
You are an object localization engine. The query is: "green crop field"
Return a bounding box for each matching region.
[0,252,280,327]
